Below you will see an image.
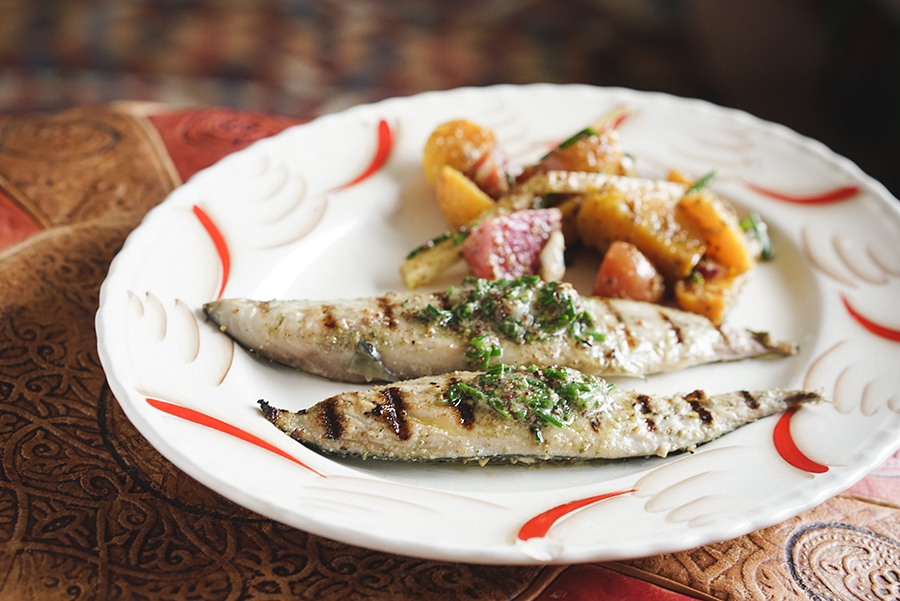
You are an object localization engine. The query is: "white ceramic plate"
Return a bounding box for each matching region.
[96,84,900,564]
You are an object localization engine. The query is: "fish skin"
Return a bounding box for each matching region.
[259,366,823,462]
[204,278,796,384]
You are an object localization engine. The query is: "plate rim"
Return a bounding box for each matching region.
[96,83,900,564]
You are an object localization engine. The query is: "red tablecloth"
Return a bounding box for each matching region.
[1,103,898,600]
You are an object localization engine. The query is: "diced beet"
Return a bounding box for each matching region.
[462,208,563,280]
[592,240,665,303]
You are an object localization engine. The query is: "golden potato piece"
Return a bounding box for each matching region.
[576,185,706,282]
[675,270,751,325]
[422,120,496,186]
[678,190,755,273]
[434,166,495,229]
[555,194,583,245]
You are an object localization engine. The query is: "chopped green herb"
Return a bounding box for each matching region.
[419,303,452,325]
[498,316,526,340]
[740,212,774,261]
[466,334,502,368]
[538,127,599,160]
[406,230,453,259]
[684,170,716,196]
[690,271,705,285]
[453,229,471,246]
[442,364,613,433]
[413,277,604,370]
[558,127,598,149]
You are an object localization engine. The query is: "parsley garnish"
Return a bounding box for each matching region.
[442,364,613,435]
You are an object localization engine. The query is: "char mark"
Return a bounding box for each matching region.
[376,297,398,329]
[258,399,281,420]
[739,390,759,410]
[321,307,338,330]
[603,299,636,349]
[444,377,476,429]
[438,293,454,312]
[685,390,713,425]
[318,398,345,440]
[784,391,821,405]
[453,399,476,429]
[645,418,657,432]
[658,310,685,345]
[636,394,652,414]
[374,387,411,440]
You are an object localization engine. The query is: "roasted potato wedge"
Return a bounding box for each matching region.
[434,165,495,229]
[422,120,497,187]
[678,189,755,273]
[675,270,751,325]
[576,184,706,282]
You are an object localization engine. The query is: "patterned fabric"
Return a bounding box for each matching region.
[1,0,897,197]
[0,102,899,600]
[0,0,696,116]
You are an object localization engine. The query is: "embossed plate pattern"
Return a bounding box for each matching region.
[96,85,900,564]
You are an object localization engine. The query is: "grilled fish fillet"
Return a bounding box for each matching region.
[205,277,796,383]
[260,364,822,462]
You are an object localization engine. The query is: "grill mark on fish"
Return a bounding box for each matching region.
[685,390,713,425]
[784,391,823,405]
[374,387,411,440]
[740,390,759,410]
[377,296,397,329]
[445,377,476,429]
[321,307,338,330]
[636,394,652,414]
[318,398,344,440]
[603,299,636,349]
[438,293,453,312]
[659,311,684,345]
[636,394,656,431]
[454,400,476,429]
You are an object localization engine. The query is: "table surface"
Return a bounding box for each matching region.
[1,102,898,601]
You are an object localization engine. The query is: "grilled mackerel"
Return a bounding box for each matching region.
[260,364,823,462]
[205,276,796,384]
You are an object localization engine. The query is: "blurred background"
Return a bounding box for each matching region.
[0,0,897,196]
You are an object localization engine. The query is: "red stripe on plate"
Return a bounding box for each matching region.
[774,405,828,474]
[841,293,900,342]
[743,181,860,204]
[333,119,393,192]
[146,398,325,477]
[518,490,634,541]
[192,205,230,299]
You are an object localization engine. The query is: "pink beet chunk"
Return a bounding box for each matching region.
[462,208,562,279]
